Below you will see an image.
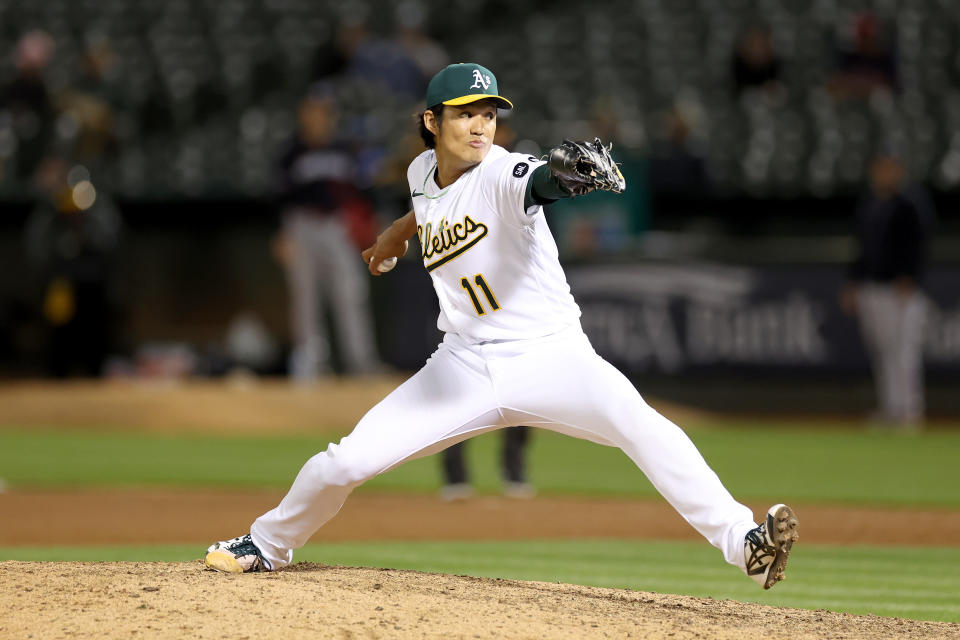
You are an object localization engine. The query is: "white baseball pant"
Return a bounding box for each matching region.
[251,324,758,573]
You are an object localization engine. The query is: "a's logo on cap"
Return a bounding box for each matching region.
[470,69,491,90]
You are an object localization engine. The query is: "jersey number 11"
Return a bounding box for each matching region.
[460,274,500,316]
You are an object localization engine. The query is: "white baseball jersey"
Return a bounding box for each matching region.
[407,145,581,343]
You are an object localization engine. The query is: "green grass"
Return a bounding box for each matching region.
[0,429,319,488]
[1,423,959,506]
[3,540,958,623]
[3,421,957,625]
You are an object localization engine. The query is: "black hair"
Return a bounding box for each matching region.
[417,105,444,149]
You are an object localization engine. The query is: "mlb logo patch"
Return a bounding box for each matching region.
[512,162,529,178]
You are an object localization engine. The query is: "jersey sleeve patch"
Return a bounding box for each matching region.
[485,151,546,227]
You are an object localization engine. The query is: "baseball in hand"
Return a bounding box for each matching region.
[373,256,398,273]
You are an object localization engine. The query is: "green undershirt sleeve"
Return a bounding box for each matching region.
[523,164,571,210]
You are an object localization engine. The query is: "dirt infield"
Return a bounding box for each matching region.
[2,488,958,547]
[3,380,958,638]
[3,561,958,640]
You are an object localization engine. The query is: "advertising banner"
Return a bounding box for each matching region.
[567,263,960,376]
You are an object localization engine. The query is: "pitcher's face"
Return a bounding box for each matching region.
[427,99,497,174]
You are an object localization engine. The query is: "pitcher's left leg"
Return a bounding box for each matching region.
[493,332,778,575]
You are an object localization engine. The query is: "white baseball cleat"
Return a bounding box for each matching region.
[745,504,799,589]
[502,481,536,499]
[204,534,271,573]
[439,482,474,502]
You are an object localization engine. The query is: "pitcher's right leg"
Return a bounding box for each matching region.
[243,338,502,570]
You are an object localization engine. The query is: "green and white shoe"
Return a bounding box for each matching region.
[204,534,271,574]
[745,504,799,589]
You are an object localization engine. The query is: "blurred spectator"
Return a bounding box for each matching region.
[335,10,426,101]
[829,12,898,100]
[57,36,123,174]
[310,7,428,204]
[731,25,783,97]
[648,104,709,200]
[395,1,449,81]
[841,149,934,429]
[1,30,56,182]
[23,156,123,377]
[274,82,382,381]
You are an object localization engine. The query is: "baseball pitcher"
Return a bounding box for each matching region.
[206,63,799,590]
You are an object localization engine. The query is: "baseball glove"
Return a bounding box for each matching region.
[547,138,626,196]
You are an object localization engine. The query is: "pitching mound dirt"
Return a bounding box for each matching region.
[4,561,958,640]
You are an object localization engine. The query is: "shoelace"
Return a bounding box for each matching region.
[744,525,775,576]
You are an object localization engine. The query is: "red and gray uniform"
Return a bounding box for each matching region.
[276,140,381,378]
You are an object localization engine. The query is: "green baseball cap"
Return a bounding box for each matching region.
[425,63,513,110]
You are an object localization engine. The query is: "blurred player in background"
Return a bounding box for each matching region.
[17,32,125,379]
[841,148,935,429]
[441,425,534,500]
[273,82,382,380]
[23,155,122,377]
